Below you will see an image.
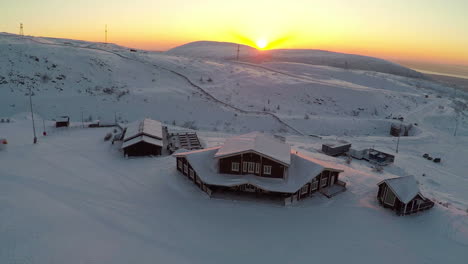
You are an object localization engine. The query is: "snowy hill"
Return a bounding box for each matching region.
[167,41,426,79]
[1,33,468,263]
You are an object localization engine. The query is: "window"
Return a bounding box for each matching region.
[189,169,194,178]
[231,162,240,172]
[311,179,318,191]
[248,162,255,173]
[243,162,248,172]
[255,163,260,174]
[178,160,182,169]
[263,165,272,175]
[301,185,309,195]
[320,177,328,187]
[184,164,188,174]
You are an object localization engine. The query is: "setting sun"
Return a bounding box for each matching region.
[256,39,268,49]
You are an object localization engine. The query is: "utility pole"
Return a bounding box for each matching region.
[236,44,240,60]
[105,24,108,44]
[81,110,84,128]
[454,113,459,137]
[42,118,47,136]
[29,87,37,144]
[396,119,403,153]
[19,23,24,36]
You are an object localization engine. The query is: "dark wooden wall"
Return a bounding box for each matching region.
[123,142,162,156]
[218,152,285,178]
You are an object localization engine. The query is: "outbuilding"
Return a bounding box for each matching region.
[367,149,395,165]
[55,116,70,128]
[377,176,434,216]
[121,118,167,157]
[322,140,351,156]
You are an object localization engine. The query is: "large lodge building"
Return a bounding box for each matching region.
[174,132,346,205]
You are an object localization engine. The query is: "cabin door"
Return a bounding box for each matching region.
[330,175,336,186]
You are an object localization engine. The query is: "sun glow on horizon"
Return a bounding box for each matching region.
[256,39,268,49]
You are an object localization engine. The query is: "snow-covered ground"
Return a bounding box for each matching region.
[0,116,467,264]
[1,34,467,263]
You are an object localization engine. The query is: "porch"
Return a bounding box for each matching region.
[320,180,347,198]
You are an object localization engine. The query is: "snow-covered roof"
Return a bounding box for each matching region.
[377,176,420,204]
[121,135,163,149]
[214,132,291,166]
[56,116,69,122]
[174,148,343,193]
[323,140,350,148]
[124,118,163,141]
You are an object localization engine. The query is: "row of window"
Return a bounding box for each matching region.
[231,162,272,175]
[300,177,329,195]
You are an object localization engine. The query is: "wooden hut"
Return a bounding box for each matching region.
[55,116,70,127]
[322,141,351,156]
[377,176,434,216]
[121,119,166,157]
[174,132,346,205]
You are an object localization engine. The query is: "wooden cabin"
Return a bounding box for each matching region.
[55,116,70,128]
[174,132,346,205]
[322,141,351,156]
[121,118,166,157]
[377,176,434,216]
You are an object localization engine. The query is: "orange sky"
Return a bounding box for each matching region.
[3,0,468,65]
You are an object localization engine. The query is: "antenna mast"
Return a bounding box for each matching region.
[236,44,240,60]
[19,23,24,36]
[105,24,108,44]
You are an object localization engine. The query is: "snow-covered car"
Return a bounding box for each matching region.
[0,138,7,150]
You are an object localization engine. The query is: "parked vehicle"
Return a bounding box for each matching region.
[0,138,7,150]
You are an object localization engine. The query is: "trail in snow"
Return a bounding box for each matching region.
[25,36,304,135]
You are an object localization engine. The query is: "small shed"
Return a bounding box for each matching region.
[377,176,434,216]
[121,118,166,157]
[367,149,394,165]
[55,116,70,128]
[322,141,351,156]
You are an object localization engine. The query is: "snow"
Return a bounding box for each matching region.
[0,34,468,263]
[378,176,421,204]
[1,120,467,264]
[167,41,425,79]
[121,135,163,149]
[124,118,163,141]
[214,131,291,165]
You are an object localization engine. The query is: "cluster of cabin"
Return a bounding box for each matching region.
[172,131,433,213]
[80,117,432,214]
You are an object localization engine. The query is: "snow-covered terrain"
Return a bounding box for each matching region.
[1,33,467,263]
[167,41,426,79]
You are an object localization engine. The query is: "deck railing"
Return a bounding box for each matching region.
[398,201,435,215]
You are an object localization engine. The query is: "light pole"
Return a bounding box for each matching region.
[29,87,37,144]
[396,119,403,153]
